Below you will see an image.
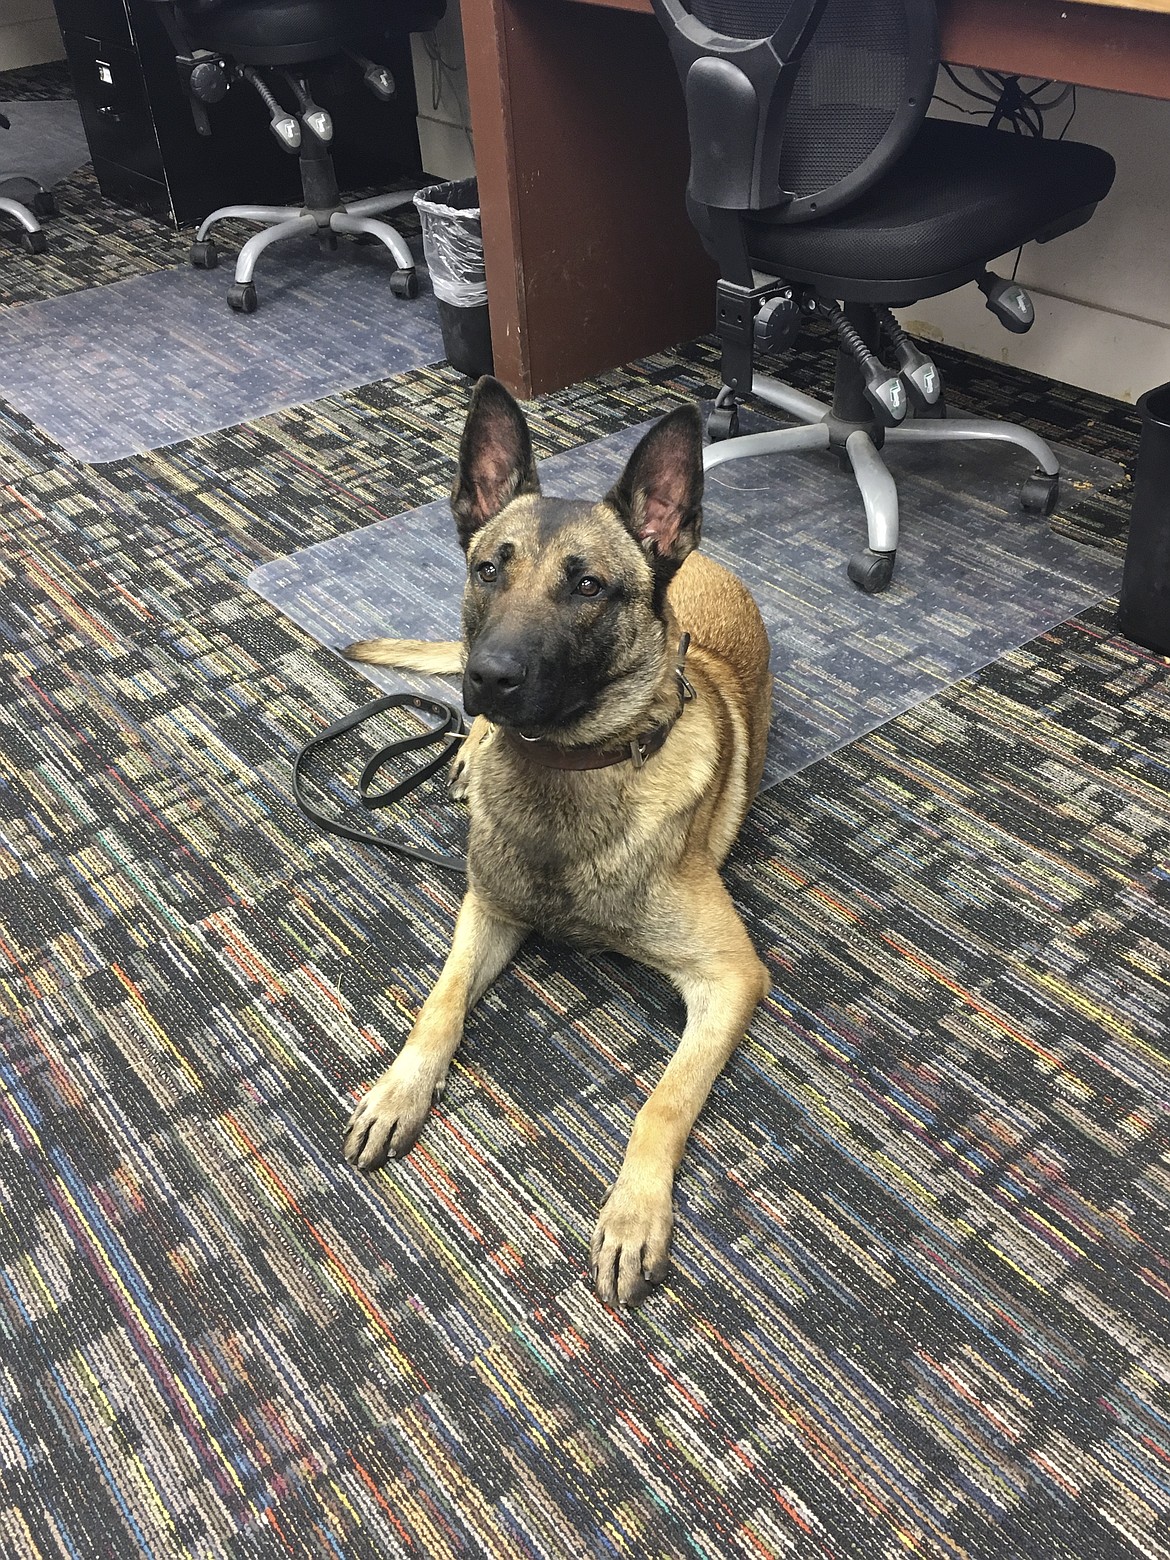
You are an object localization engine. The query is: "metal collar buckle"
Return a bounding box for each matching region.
[674,631,696,709]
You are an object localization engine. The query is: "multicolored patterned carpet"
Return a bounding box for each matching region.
[1,64,1168,1560]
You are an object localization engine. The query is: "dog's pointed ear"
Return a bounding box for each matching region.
[451,376,541,549]
[607,406,704,580]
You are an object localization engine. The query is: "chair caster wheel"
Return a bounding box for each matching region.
[848,548,896,593]
[390,268,419,299]
[190,239,219,270]
[707,405,740,442]
[19,228,47,255]
[227,281,257,313]
[32,190,57,219]
[1021,469,1059,515]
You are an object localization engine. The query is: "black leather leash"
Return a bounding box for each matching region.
[292,693,468,874]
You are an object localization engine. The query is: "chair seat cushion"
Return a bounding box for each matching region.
[742,118,1116,297]
[184,0,359,62]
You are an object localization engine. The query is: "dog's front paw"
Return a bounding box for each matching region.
[343,1053,448,1172]
[590,1171,674,1309]
[447,746,470,802]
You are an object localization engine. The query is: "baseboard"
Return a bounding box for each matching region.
[897,287,1170,404]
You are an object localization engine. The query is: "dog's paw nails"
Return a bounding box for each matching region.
[342,1058,438,1171]
[590,1174,674,1310]
[446,755,471,804]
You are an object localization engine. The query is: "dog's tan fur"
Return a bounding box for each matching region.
[343,637,464,676]
[342,380,772,1308]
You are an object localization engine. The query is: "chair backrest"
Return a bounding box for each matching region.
[655,0,940,223]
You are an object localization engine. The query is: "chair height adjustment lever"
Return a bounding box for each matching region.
[241,67,301,152]
[876,308,941,409]
[819,302,908,426]
[346,50,396,101]
[281,72,332,144]
[978,271,1035,334]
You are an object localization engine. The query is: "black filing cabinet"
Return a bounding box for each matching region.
[52,0,423,224]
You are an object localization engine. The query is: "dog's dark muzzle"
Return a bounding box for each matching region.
[463,643,530,721]
[463,633,589,733]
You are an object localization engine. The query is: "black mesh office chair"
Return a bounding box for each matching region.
[157,0,443,310]
[652,0,1116,591]
[0,109,57,254]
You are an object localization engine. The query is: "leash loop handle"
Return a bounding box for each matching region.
[293,693,468,874]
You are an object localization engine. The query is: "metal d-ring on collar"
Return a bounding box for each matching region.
[632,631,695,769]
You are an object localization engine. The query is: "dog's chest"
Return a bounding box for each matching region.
[467,768,674,946]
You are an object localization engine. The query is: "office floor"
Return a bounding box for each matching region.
[1,65,1169,1560]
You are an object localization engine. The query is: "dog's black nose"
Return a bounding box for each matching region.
[465,647,527,708]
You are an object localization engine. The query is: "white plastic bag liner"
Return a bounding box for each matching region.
[413,179,488,308]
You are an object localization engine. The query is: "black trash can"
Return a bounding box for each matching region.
[414,178,494,381]
[1117,384,1170,657]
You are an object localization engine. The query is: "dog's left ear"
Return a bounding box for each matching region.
[607,405,704,580]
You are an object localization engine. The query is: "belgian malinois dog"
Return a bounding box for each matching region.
[342,377,772,1308]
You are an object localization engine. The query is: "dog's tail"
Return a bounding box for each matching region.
[342,638,465,676]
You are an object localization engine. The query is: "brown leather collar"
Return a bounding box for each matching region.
[503,635,695,772]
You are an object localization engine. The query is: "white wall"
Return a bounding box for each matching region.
[410,3,474,182]
[897,84,1170,403]
[0,0,63,72]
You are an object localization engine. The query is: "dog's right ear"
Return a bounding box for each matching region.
[451,376,541,550]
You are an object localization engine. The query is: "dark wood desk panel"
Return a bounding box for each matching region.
[940,0,1170,97]
[565,0,1170,94]
[464,0,1170,398]
[463,0,714,396]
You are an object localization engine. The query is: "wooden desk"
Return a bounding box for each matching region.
[940,0,1170,98]
[462,0,1170,398]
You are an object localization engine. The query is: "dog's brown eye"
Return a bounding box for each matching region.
[575,576,603,597]
[476,561,497,583]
